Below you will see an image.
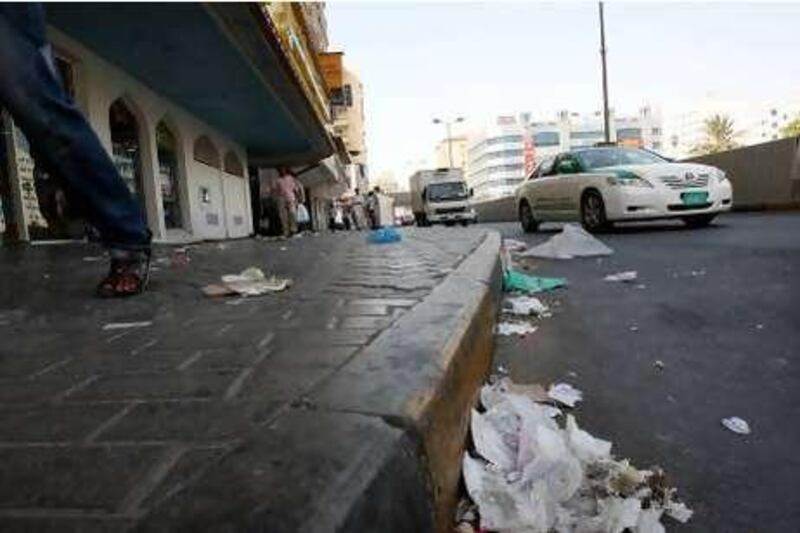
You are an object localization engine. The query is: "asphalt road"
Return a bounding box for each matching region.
[484,213,800,532]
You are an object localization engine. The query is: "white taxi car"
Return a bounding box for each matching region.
[516,147,733,232]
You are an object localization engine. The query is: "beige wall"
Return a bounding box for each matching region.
[687,137,800,210]
[434,136,468,170]
[333,67,366,165]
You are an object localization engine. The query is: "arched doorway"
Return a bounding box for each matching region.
[156,121,183,229]
[109,98,143,200]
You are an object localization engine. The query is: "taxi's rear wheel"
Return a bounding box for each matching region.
[580,190,608,233]
[519,200,539,233]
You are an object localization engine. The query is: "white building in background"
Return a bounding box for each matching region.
[465,115,527,200]
[433,135,469,170]
[662,95,800,159]
[467,107,663,200]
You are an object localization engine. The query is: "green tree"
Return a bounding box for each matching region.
[691,114,739,155]
[781,117,800,138]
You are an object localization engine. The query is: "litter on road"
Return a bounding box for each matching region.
[521,224,613,259]
[367,227,402,244]
[102,321,152,331]
[721,416,751,435]
[502,238,528,252]
[461,379,692,532]
[204,267,291,298]
[654,360,665,370]
[504,295,549,317]
[496,322,537,337]
[604,270,639,283]
[548,382,584,407]
[504,269,567,294]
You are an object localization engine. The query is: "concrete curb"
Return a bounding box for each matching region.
[312,230,502,532]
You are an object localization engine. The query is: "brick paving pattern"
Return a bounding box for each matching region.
[0,227,487,531]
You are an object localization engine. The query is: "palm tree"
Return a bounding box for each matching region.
[691,114,739,155]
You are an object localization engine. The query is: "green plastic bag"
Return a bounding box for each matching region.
[503,269,566,294]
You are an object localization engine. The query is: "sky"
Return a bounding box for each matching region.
[326,1,800,186]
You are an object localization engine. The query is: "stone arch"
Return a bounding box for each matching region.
[155,117,188,229]
[108,95,150,200]
[193,135,221,168]
[223,150,244,177]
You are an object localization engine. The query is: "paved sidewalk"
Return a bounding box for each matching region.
[0,227,491,532]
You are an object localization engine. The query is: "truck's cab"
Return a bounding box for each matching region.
[422,180,477,226]
[410,169,478,226]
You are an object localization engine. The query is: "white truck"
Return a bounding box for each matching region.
[409,168,477,226]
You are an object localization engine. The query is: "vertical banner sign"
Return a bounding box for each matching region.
[523,132,537,175]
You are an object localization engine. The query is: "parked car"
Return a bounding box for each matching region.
[516,147,733,232]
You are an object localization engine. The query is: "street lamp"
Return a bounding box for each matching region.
[433,116,464,168]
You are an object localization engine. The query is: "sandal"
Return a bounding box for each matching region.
[97,251,152,297]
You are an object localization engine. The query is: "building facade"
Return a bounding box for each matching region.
[434,135,469,171]
[465,115,527,200]
[0,3,356,244]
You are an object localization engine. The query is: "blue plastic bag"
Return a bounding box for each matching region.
[367,227,402,244]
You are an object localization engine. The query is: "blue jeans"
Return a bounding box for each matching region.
[0,3,150,252]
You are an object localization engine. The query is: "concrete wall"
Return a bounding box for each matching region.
[48,27,252,242]
[474,196,516,223]
[686,137,800,210]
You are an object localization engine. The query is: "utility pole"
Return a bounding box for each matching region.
[599,1,611,144]
[433,116,464,168]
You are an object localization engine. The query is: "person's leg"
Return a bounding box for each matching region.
[276,197,290,237]
[0,6,150,253]
[287,203,298,235]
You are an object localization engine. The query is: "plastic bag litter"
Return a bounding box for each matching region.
[102,321,152,331]
[721,416,751,435]
[521,224,613,259]
[463,378,692,532]
[503,238,528,252]
[504,295,549,316]
[496,322,537,336]
[504,269,567,294]
[604,270,638,282]
[213,267,291,297]
[367,227,402,244]
[296,203,310,224]
[548,382,584,407]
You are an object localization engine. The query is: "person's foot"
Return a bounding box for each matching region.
[97,251,151,297]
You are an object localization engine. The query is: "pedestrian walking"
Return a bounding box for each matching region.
[0,3,152,296]
[273,167,305,237]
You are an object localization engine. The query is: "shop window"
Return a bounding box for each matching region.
[223,151,244,177]
[193,135,220,168]
[156,121,183,229]
[109,99,143,199]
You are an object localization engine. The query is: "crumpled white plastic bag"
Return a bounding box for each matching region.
[521,224,613,259]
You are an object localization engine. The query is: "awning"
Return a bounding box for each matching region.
[46,3,334,166]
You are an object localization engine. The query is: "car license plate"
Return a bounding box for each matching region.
[681,191,708,206]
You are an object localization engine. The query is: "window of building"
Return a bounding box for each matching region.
[533,131,560,147]
[109,99,143,199]
[570,130,604,140]
[616,127,642,141]
[771,109,778,116]
[651,127,661,135]
[193,135,220,168]
[156,121,183,229]
[224,151,244,177]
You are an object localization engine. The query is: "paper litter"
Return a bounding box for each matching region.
[496,322,537,337]
[102,321,152,331]
[462,378,692,532]
[520,224,613,259]
[503,238,528,252]
[721,416,751,435]
[604,270,638,283]
[204,267,291,298]
[548,382,584,407]
[504,295,549,316]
